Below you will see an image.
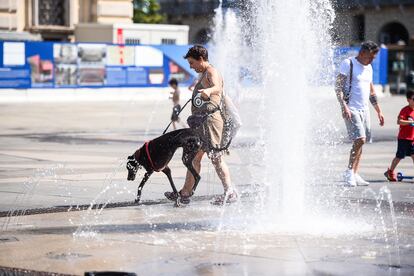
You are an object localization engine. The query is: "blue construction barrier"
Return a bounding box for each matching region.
[0,41,197,89]
[0,41,388,89]
[334,46,388,85]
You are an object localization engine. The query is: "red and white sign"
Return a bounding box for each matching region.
[117,28,125,65]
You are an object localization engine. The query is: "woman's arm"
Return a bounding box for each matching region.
[199,68,222,100]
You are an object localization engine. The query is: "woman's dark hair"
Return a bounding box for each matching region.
[407,89,414,99]
[184,44,208,61]
[168,78,178,86]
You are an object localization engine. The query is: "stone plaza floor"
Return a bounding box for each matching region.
[0,88,413,275]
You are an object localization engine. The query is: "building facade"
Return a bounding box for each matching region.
[158,0,219,44]
[0,0,133,41]
[158,0,414,92]
[75,22,189,45]
[334,0,414,93]
[158,0,249,44]
[334,0,414,46]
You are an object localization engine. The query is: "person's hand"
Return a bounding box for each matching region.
[378,112,385,126]
[342,105,352,121]
[198,88,211,100]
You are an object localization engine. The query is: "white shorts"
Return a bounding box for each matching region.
[344,108,371,141]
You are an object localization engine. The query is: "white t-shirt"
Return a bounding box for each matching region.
[339,57,373,110]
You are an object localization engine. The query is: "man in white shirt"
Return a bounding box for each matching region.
[335,41,385,187]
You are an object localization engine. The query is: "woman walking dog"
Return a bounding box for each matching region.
[164,45,238,205]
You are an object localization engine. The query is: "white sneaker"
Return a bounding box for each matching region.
[355,173,369,186]
[344,169,356,187]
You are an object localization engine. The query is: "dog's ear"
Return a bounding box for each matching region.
[133,149,144,169]
[134,149,141,159]
[127,154,139,181]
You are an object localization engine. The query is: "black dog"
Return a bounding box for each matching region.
[126,128,202,206]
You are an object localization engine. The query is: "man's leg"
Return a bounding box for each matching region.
[348,137,365,172]
[353,145,363,172]
[180,150,204,196]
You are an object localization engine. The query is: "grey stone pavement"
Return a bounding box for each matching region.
[0,88,414,275]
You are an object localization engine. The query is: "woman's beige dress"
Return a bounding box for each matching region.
[191,70,224,156]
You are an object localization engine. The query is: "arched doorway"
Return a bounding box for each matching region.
[378,22,409,45]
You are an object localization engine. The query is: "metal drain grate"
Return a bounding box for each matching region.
[0,236,18,243]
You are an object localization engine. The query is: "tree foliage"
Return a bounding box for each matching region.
[133,0,165,24]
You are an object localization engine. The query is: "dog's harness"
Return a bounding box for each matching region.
[144,141,162,172]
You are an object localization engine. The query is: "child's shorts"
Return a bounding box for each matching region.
[396,139,414,159]
[171,104,181,121]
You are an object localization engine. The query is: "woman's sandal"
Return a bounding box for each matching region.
[211,191,238,205]
[164,191,193,205]
[164,191,179,201]
[179,194,191,205]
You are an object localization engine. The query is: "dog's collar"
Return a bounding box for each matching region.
[145,141,161,172]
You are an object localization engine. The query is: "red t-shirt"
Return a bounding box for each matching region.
[398,105,414,140]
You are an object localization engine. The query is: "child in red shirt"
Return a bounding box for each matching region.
[385,89,414,181]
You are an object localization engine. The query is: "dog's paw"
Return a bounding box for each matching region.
[127,171,136,181]
[127,170,136,181]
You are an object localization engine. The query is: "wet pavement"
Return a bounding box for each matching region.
[1,200,414,275]
[1,88,414,275]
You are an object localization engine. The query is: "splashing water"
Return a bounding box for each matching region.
[73,158,135,238]
[209,2,244,101]
[1,164,70,231]
[207,2,402,266]
[255,0,335,218]
[210,0,335,219]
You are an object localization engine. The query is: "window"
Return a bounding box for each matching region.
[33,0,68,26]
[379,22,409,45]
[125,38,141,45]
[352,14,365,42]
[161,38,176,45]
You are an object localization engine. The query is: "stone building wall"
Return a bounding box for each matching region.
[365,5,414,44]
[0,0,133,41]
[0,0,20,31]
[335,5,414,46]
